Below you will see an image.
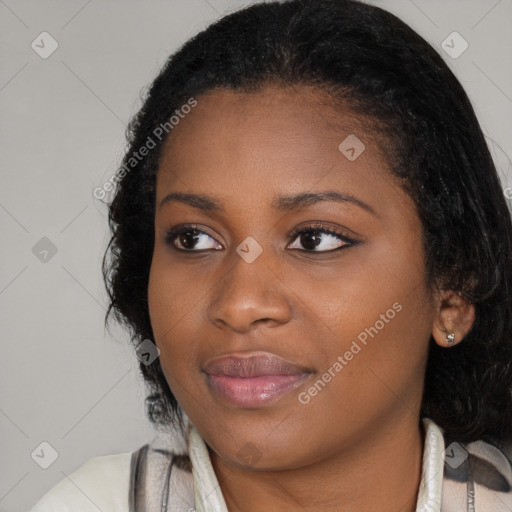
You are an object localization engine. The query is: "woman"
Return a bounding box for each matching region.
[30,0,512,510]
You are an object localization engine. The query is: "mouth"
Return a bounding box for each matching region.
[203,352,313,408]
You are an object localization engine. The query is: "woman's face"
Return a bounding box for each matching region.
[148,84,436,470]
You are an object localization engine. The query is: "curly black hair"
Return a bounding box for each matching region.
[102,0,512,447]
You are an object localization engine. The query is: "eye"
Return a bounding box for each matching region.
[165,225,222,251]
[164,223,356,253]
[287,224,355,252]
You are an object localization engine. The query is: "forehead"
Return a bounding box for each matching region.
[156,84,404,212]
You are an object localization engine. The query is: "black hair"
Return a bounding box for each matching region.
[102,0,512,447]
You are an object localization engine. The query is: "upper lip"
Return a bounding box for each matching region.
[203,351,313,378]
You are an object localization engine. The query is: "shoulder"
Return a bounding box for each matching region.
[442,437,512,511]
[467,439,512,509]
[29,452,132,512]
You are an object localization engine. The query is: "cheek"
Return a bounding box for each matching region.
[147,253,205,376]
[312,241,430,335]
[148,245,209,330]
[148,265,205,416]
[307,238,433,389]
[296,291,431,446]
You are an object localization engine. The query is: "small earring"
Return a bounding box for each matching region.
[446,332,455,344]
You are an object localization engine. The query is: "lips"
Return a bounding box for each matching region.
[203,352,313,407]
[204,352,312,377]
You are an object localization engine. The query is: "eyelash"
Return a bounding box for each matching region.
[164,223,356,253]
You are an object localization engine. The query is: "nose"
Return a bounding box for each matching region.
[207,250,292,333]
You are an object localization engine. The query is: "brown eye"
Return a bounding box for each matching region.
[165,227,222,251]
[288,226,354,252]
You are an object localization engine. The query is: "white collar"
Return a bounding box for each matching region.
[416,417,446,511]
[187,417,445,512]
[188,424,229,512]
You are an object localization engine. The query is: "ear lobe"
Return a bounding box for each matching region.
[431,290,475,348]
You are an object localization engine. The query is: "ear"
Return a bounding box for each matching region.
[431,290,475,348]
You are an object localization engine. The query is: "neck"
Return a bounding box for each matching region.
[209,415,425,512]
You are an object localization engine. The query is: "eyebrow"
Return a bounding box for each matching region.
[159,190,376,215]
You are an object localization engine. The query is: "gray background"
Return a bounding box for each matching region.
[1,1,511,510]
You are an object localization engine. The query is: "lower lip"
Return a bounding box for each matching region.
[205,373,310,408]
